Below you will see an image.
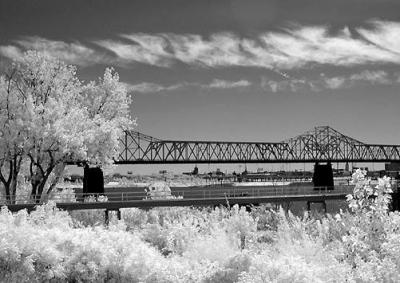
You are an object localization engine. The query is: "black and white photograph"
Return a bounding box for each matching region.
[1,0,400,281]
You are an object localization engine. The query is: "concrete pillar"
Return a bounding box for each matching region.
[105,209,122,224]
[313,162,334,190]
[104,209,109,225]
[83,166,104,196]
[307,200,327,213]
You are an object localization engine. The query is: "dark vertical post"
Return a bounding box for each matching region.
[83,164,89,199]
[323,201,327,213]
[307,201,311,211]
[117,209,121,220]
[390,185,400,211]
[105,209,109,225]
[313,162,334,190]
[83,166,104,196]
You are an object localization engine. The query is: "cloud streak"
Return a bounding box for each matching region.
[124,79,252,93]
[124,82,184,93]
[128,70,396,95]
[208,79,251,89]
[0,36,107,67]
[2,20,400,70]
[126,70,397,94]
[262,70,396,93]
[96,20,400,69]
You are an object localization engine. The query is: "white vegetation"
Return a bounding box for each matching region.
[1,51,400,281]
[1,170,400,282]
[145,182,173,199]
[0,51,134,202]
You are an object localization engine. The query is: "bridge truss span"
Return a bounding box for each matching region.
[116,126,400,164]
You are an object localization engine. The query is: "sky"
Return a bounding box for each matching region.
[1,0,400,174]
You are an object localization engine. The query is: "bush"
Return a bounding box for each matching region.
[1,170,400,282]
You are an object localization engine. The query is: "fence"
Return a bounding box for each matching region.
[0,185,358,206]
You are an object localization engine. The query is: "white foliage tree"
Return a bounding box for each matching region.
[79,67,133,165]
[0,70,28,202]
[0,51,134,202]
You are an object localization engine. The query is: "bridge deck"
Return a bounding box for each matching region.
[4,194,348,212]
[2,185,354,212]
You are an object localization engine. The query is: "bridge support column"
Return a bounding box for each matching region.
[307,200,327,213]
[105,209,109,225]
[283,201,291,213]
[313,162,334,190]
[345,162,349,172]
[385,162,400,179]
[104,209,122,225]
[83,165,104,197]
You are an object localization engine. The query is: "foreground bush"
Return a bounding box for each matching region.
[1,170,400,282]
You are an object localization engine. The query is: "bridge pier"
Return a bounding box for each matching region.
[282,201,292,213]
[83,165,104,197]
[104,209,122,225]
[391,192,400,211]
[307,200,327,213]
[313,162,334,190]
[385,162,400,179]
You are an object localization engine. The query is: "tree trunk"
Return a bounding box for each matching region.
[46,163,66,195]
[0,161,13,204]
[0,155,23,204]
[36,180,47,203]
[31,181,39,203]
[31,181,49,204]
[11,155,22,204]
[3,184,11,204]
[9,174,18,204]
[31,167,54,203]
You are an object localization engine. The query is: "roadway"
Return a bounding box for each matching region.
[3,184,354,212]
[76,181,315,199]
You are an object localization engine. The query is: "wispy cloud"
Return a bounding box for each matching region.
[262,70,396,92]
[207,79,251,89]
[349,70,390,84]
[126,71,396,94]
[261,77,307,92]
[0,45,23,61]
[0,36,107,67]
[323,77,347,90]
[124,79,252,93]
[124,82,184,93]
[322,70,391,90]
[96,35,172,67]
[2,20,400,70]
[95,20,400,69]
[357,20,400,58]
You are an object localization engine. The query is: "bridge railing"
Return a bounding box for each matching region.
[0,185,359,206]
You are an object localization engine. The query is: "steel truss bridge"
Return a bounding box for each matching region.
[116,126,400,164]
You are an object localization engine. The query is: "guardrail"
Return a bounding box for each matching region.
[0,185,357,206]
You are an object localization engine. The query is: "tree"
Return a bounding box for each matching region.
[0,70,28,203]
[0,51,134,202]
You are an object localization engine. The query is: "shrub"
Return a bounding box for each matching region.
[2,169,400,282]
